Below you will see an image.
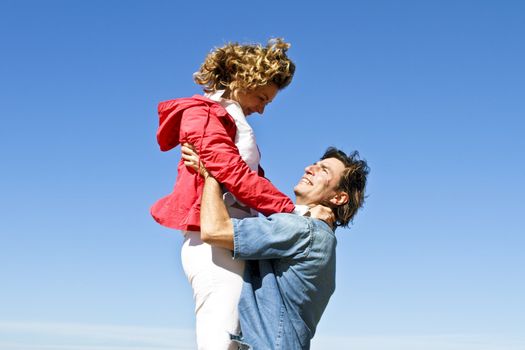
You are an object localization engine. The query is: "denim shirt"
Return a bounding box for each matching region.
[232,213,337,349]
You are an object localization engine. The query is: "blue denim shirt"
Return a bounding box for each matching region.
[232,213,337,350]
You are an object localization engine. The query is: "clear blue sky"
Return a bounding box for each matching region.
[1,1,524,349]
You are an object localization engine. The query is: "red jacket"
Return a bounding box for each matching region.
[151,95,295,231]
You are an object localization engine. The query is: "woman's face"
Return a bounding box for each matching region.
[232,83,279,116]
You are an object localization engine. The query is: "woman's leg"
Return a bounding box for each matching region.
[181,231,245,350]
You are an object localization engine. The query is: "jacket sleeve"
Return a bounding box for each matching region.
[180,105,295,216]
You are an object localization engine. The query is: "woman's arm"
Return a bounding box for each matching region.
[180,105,295,216]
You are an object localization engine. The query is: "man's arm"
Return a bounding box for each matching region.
[188,144,314,259]
[200,174,234,250]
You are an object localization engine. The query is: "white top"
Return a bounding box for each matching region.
[204,90,260,172]
[204,90,263,217]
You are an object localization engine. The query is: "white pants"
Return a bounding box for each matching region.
[181,231,245,350]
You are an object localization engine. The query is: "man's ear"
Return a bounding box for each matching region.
[329,191,349,206]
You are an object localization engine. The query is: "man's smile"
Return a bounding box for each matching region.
[300,177,313,186]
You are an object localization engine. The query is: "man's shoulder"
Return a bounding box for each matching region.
[234,212,308,229]
[233,213,333,238]
[267,213,333,231]
[267,212,310,226]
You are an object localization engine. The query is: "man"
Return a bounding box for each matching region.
[183,146,369,349]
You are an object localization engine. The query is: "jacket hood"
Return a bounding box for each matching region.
[156,95,229,151]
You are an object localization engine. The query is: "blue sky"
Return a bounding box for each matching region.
[1,0,524,349]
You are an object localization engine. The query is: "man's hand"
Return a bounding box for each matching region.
[181,143,210,178]
[307,205,335,228]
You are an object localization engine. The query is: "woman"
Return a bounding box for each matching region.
[151,38,296,349]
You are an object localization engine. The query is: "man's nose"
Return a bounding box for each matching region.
[305,164,317,173]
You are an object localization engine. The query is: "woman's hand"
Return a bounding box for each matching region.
[181,143,210,178]
[307,205,335,228]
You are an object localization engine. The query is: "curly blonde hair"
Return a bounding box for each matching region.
[194,38,295,93]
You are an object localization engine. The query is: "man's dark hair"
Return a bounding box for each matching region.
[322,147,369,228]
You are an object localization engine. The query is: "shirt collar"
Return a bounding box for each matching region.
[204,89,226,101]
[293,205,310,216]
[205,90,243,110]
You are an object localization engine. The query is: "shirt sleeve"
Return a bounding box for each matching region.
[180,105,295,216]
[232,214,313,260]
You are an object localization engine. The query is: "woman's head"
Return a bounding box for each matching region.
[194,38,295,115]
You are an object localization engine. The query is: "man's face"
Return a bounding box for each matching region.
[294,157,346,206]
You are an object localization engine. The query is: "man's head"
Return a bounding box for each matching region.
[294,147,369,227]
